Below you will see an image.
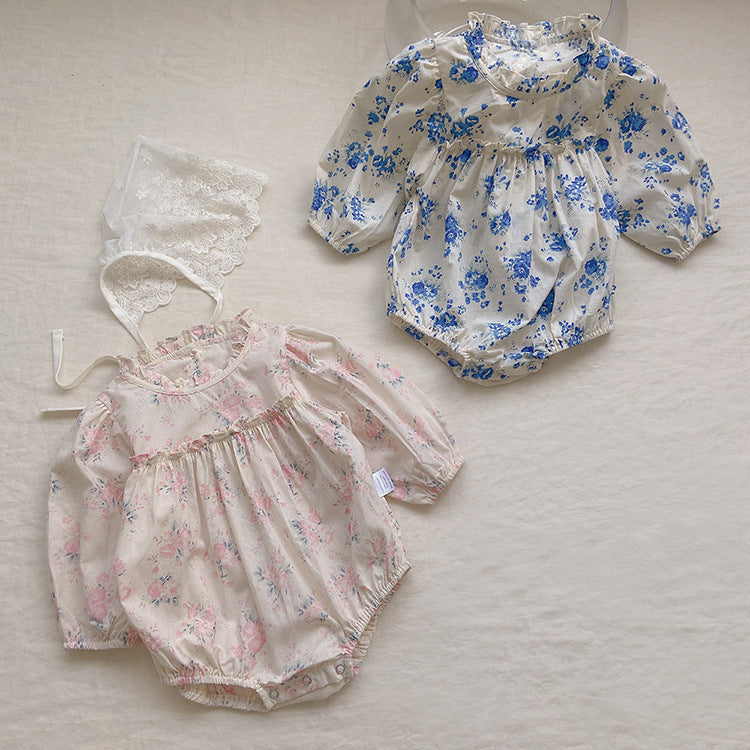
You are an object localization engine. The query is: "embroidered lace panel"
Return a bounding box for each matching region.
[101,136,267,345]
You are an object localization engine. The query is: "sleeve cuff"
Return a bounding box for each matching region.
[63,628,139,650]
[424,454,465,504]
[307,215,363,255]
[390,452,464,505]
[670,215,722,261]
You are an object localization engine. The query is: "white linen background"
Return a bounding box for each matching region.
[1,1,748,747]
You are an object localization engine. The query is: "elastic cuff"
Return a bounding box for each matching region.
[63,638,137,650]
[672,216,721,261]
[307,215,361,255]
[63,628,139,650]
[425,454,465,503]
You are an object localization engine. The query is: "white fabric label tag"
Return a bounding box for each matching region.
[372,468,395,497]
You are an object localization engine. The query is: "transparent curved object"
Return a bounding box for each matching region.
[384,0,628,59]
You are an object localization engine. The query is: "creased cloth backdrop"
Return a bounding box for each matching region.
[1,1,748,747]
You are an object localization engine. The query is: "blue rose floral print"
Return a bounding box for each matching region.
[309,13,720,384]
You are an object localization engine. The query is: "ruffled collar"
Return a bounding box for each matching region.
[118,309,264,394]
[462,13,602,99]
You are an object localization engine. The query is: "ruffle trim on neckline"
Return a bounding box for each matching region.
[130,395,296,468]
[463,13,602,99]
[117,309,261,393]
[467,12,602,46]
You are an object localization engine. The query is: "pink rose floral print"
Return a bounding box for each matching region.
[48,310,462,710]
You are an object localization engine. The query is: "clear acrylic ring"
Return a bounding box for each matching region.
[385,0,628,59]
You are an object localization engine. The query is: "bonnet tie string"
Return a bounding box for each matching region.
[52,329,119,389]
[41,330,120,414]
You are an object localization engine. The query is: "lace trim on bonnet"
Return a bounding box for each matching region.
[45,137,266,408]
[101,135,267,347]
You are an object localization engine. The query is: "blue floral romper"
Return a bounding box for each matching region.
[309,13,720,384]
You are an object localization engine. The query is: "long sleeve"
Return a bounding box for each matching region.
[47,398,138,649]
[597,45,720,259]
[308,41,446,255]
[285,326,463,504]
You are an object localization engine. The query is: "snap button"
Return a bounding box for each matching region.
[335,663,345,675]
[301,675,312,686]
[269,688,279,699]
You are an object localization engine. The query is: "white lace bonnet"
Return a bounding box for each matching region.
[100,135,267,347]
[49,136,267,398]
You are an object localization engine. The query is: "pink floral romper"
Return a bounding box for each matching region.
[47,310,462,710]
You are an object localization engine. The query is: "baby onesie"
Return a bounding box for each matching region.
[309,13,720,383]
[48,310,462,710]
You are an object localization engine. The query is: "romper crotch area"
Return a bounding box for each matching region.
[173,655,357,711]
[157,560,411,712]
[388,304,614,384]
